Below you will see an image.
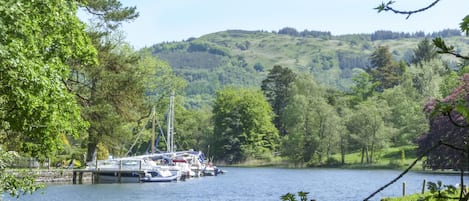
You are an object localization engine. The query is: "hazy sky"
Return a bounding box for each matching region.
[117,0,467,49]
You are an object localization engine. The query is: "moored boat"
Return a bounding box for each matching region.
[141,167,179,182]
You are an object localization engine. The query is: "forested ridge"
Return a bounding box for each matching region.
[147,28,469,108]
[139,28,469,169]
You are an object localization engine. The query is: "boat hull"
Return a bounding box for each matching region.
[141,174,179,182]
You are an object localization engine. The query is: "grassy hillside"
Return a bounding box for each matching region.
[145,29,469,108]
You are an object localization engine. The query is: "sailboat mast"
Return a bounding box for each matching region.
[151,106,156,154]
[167,91,175,152]
[171,92,175,152]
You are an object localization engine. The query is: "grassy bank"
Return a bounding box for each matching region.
[331,145,422,170]
[382,188,466,201]
[225,145,424,170]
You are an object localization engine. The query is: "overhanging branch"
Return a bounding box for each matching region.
[376,0,441,19]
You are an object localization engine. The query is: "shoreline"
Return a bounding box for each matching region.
[17,164,464,184]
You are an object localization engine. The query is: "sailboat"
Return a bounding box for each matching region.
[86,92,220,183]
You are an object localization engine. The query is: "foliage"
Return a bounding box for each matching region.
[411,38,439,65]
[369,1,469,200]
[350,70,377,102]
[417,74,469,170]
[439,71,460,97]
[281,74,343,165]
[70,37,155,160]
[0,0,96,158]
[0,149,44,199]
[79,0,139,30]
[70,0,172,160]
[381,86,428,145]
[383,181,464,201]
[407,59,446,99]
[280,191,310,201]
[261,65,297,136]
[212,88,279,163]
[150,29,469,107]
[346,97,391,164]
[368,46,406,91]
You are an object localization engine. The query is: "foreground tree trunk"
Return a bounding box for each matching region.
[86,142,98,162]
[340,137,346,165]
[361,147,365,164]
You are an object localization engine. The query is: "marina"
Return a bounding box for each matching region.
[73,150,224,184]
[67,92,223,184]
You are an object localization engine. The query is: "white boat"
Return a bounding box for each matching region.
[141,167,179,182]
[87,158,159,183]
[87,92,224,183]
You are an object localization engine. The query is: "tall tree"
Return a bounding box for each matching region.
[69,39,162,161]
[368,46,406,91]
[212,88,279,163]
[411,38,439,65]
[408,59,445,99]
[350,69,377,103]
[68,0,153,160]
[80,0,139,30]
[346,97,391,164]
[0,0,96,157]
[381,85,428,145]
[0,0,96,198]
[282,74,342,165]
[261,65,296,137]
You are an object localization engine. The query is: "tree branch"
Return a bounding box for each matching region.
[376,0,441,19]
[85,6,106,17]
[61,79,90,104]
[363,141,442,201]
[438,51,469,60]
[440,141,467,153]
[446,111,469,128]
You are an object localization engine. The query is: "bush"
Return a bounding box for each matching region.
[325,157,341,167]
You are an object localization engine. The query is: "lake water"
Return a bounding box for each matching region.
[13,167,463,201]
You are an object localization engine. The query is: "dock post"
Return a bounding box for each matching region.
[138,161,142,183]
[78,172,83,184]
[402,182,406,196]
[95,170,100,184]
[118,160,122,183]
[422,179,426,194]
[72,171,77,184]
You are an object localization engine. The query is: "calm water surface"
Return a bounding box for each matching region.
[15,167,463,201]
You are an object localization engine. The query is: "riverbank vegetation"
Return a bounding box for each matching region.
[382,181,467,201]
[1,0,469,199]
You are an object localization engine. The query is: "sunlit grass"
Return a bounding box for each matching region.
[331,145,423,170]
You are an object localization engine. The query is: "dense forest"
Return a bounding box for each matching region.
[147,28,469,109]
[139,28,469,168]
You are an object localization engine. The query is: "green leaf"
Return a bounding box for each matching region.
[460,15,469,36]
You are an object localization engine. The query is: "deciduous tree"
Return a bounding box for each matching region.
[212,88,279,163]
[0,0,96,198]
[0,0,96,157]
[282,74,342,165]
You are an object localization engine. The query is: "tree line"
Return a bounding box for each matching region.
[207,38,465,167]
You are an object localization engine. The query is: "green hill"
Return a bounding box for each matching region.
[145,29,469,108]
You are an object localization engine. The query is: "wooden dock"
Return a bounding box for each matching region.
[72,169,147,184]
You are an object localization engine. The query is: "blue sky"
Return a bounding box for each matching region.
[117,0,467,49]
